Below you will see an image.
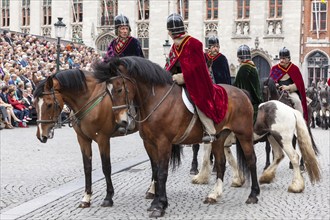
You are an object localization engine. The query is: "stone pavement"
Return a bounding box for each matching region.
[1,126,329,219]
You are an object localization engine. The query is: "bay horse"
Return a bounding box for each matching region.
[93,56,260,218]
[34,69,136,208]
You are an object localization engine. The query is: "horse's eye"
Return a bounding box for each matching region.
[117,88,123,94]
[47,103,52,108]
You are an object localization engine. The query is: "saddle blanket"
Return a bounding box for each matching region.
[182,89,195,114]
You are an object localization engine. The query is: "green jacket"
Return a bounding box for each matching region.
[234,60,263,121]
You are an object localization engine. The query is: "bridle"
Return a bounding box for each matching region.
[36,89,62,125]
[109,71,175,123]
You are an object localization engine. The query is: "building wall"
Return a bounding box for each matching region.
[2,0,329,85]
[301,0,330,83]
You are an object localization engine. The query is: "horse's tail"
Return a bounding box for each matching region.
[170,144,183,171]
[236,139,250,179]
[294,110,321,184]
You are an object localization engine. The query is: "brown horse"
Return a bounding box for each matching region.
[33,69,136,208]
[93,56,260,218]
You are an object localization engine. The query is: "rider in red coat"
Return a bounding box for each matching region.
[165,13,228,143]
[270,47,308,122]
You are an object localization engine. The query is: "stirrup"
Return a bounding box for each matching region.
[202,134,216,143]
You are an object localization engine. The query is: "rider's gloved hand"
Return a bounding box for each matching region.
[172,73,185,85]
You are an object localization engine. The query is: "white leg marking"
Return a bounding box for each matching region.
[81,192,92,203]
[192,143,211,184]
[207,178,223,201]
[147,180,155,195]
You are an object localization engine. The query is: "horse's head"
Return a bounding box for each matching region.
[319,86,329,105]
[34,76,64,143]
[108,65,137,131]
[306,86,318,103]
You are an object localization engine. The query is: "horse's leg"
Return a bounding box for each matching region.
[148,141,173,218]
[192,143,212,184]
[144,141,158,200]
[282,141,305,193]
[264,140,271,170]
[235,135,260,204]
[224,146,245,187]
[77,136,93,208]
[98,138,114,207]
[259,135,284,184]
[203,130,230,204]
[190,144,200,175]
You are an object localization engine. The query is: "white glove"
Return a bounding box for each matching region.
[172,73,185,85]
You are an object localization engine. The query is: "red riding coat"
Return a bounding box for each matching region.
[270,62,308,122]
[165,36,227,124]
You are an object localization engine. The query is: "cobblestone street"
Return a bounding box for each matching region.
[1,126,329,219]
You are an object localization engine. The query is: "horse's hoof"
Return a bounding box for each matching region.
[190,169,199,175]
[147,204,157,211]
[203,197,217,204]
[145,192,155,199]
[149,209,165,218]
[245,196,258,204]
[78,201,90,208]
[101,199,113,207]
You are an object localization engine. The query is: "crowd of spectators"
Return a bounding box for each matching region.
[0,30,102,129]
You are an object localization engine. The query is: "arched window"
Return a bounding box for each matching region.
[252,55,271,87]
[307,52,328,86]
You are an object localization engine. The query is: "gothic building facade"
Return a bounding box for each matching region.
[1,0,329,85]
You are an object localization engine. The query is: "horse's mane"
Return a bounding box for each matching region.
[33,69,87,98]
[264,78,278,95]
[93,56,173,85]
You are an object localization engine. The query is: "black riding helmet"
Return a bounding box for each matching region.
[237,44,251,60]
[114,14,131,35]
[208,36,219,47]
[167,13,185,35]
[279,47,290,59]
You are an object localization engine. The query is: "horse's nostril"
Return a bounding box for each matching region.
[119,120,128,127]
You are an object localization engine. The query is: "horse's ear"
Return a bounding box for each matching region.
[45,76,54,90]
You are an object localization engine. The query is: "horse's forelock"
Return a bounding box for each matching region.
[33,79,47,98]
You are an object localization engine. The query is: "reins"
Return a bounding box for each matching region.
[110,71,176,124]
[134,82,176,123]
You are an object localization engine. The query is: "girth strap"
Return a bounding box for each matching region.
[174,113,198,144]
